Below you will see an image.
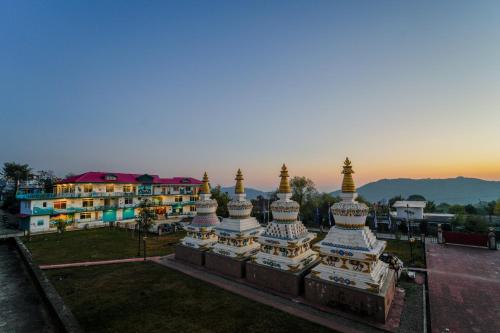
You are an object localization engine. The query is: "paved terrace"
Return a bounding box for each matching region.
[426,242,500,333]
[0,241,55,332]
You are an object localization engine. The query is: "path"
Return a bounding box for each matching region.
[0,241,55,332]
[39,256,162,270]
[426,242,500,333]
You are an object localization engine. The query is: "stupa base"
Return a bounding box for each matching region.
[304,269,396,323]
[205,251,248,279]
[245,258,320,297]
[175,244,208,266]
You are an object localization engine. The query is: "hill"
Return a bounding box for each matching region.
[219,186,268,200]
[331,177,500,204]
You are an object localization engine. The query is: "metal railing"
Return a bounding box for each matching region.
[16,191,137,200]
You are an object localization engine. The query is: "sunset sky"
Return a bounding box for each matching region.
[2,1,500,192]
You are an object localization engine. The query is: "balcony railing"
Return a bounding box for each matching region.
[30,201,196,215]
[16,191,137,200]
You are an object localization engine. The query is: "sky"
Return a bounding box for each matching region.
[1,1,500,192]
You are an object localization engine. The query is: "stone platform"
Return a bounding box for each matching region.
[174,244,207,266]
[205,251,248,279]
[304,269,396,323]
[245,259,320,297]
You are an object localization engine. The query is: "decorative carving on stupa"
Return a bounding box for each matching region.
[212,169,263,258]
[181,172,220,249]
[311,158,390,292]
[253,164,318,271]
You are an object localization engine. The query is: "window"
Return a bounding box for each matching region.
[123,185,132,193]
[83,184,92,192]
[82,199,93,207]
[190,205,196,211]
[175,196,182,202]
[80,212,91,220]
[37,220,44,226]
[190,196,198,202]
[54,201,66,209]
[124,198,133,205]
[43,202,47,207]
[106,184,114,193]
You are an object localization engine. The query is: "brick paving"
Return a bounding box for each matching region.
[426,242,500,333]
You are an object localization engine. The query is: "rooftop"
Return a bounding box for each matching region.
[392,200,427,208]
[57,172,202,185]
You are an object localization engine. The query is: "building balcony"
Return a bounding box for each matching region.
[16,191,137,200]
[29,200,196,216]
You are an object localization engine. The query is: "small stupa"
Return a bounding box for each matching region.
[253,164,318,271]
[212,169,263,258]
[311,158,390,292]
[181,172,219,249]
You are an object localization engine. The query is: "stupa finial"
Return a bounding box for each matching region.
[341,157,356,193]
[235,169,244,194]
[201,172,211,194]
[279,164,291,193]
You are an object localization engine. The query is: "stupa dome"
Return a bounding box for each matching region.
[191,172,219,227]
[227,169,253,218]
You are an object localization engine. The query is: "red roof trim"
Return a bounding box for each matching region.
[56,172,202,185]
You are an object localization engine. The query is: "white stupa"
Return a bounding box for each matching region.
[253,164,318,272]
[181,172,220,249]
[212,169,263,258]
[311,158,390,292]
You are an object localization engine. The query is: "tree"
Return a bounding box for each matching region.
[407,194,426,201]
[464,204,477,215]
[211,185,230,218]
[448,204,465,215]
[389,195,404,208]
[290,176,317,206]
[425,201,436,213]
[2,162,32,194]
[464,215,488,233]
[135,199,155,256]
[37,170,58,193]
[494,200,500,216]
[290,176,317,220]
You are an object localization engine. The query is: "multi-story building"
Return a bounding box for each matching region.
[16,172,202,233]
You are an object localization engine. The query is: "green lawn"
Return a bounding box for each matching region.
[384,239,425,268]
[24,228,185,265]
[46,262,333,333]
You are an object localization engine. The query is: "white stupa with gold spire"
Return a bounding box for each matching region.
[311,158,390,292]
[253,164,318,272]
[181,172,220,249]
[212,169,263,258]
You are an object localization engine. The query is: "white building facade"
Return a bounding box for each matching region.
[16,172,202,233]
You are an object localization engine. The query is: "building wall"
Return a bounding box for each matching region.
[395,207,424,220]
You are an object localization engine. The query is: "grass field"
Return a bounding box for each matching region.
[24,228,185,265]
[46,262,334,333]
[384,239,425,268]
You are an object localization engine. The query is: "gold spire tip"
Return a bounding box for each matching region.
[235,169,244,194]
[279,163,291,193]
[201,172,210,194]
[341,157,356,193]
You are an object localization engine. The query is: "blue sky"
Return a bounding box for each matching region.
[2,1,500,191]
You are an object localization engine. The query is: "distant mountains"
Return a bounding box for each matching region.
[220,177,500,204]
[220,186,268,200]
[331,177,500,204]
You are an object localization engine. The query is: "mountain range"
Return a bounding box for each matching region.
[331,177,500,204]
[222,177,500,204]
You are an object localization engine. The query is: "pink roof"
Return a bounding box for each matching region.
[57,172,202,185]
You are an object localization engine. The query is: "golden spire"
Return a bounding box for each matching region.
[341,157,356,193]
[235,169,244,194]
[279,164,291,193]
[201,172,210,194]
